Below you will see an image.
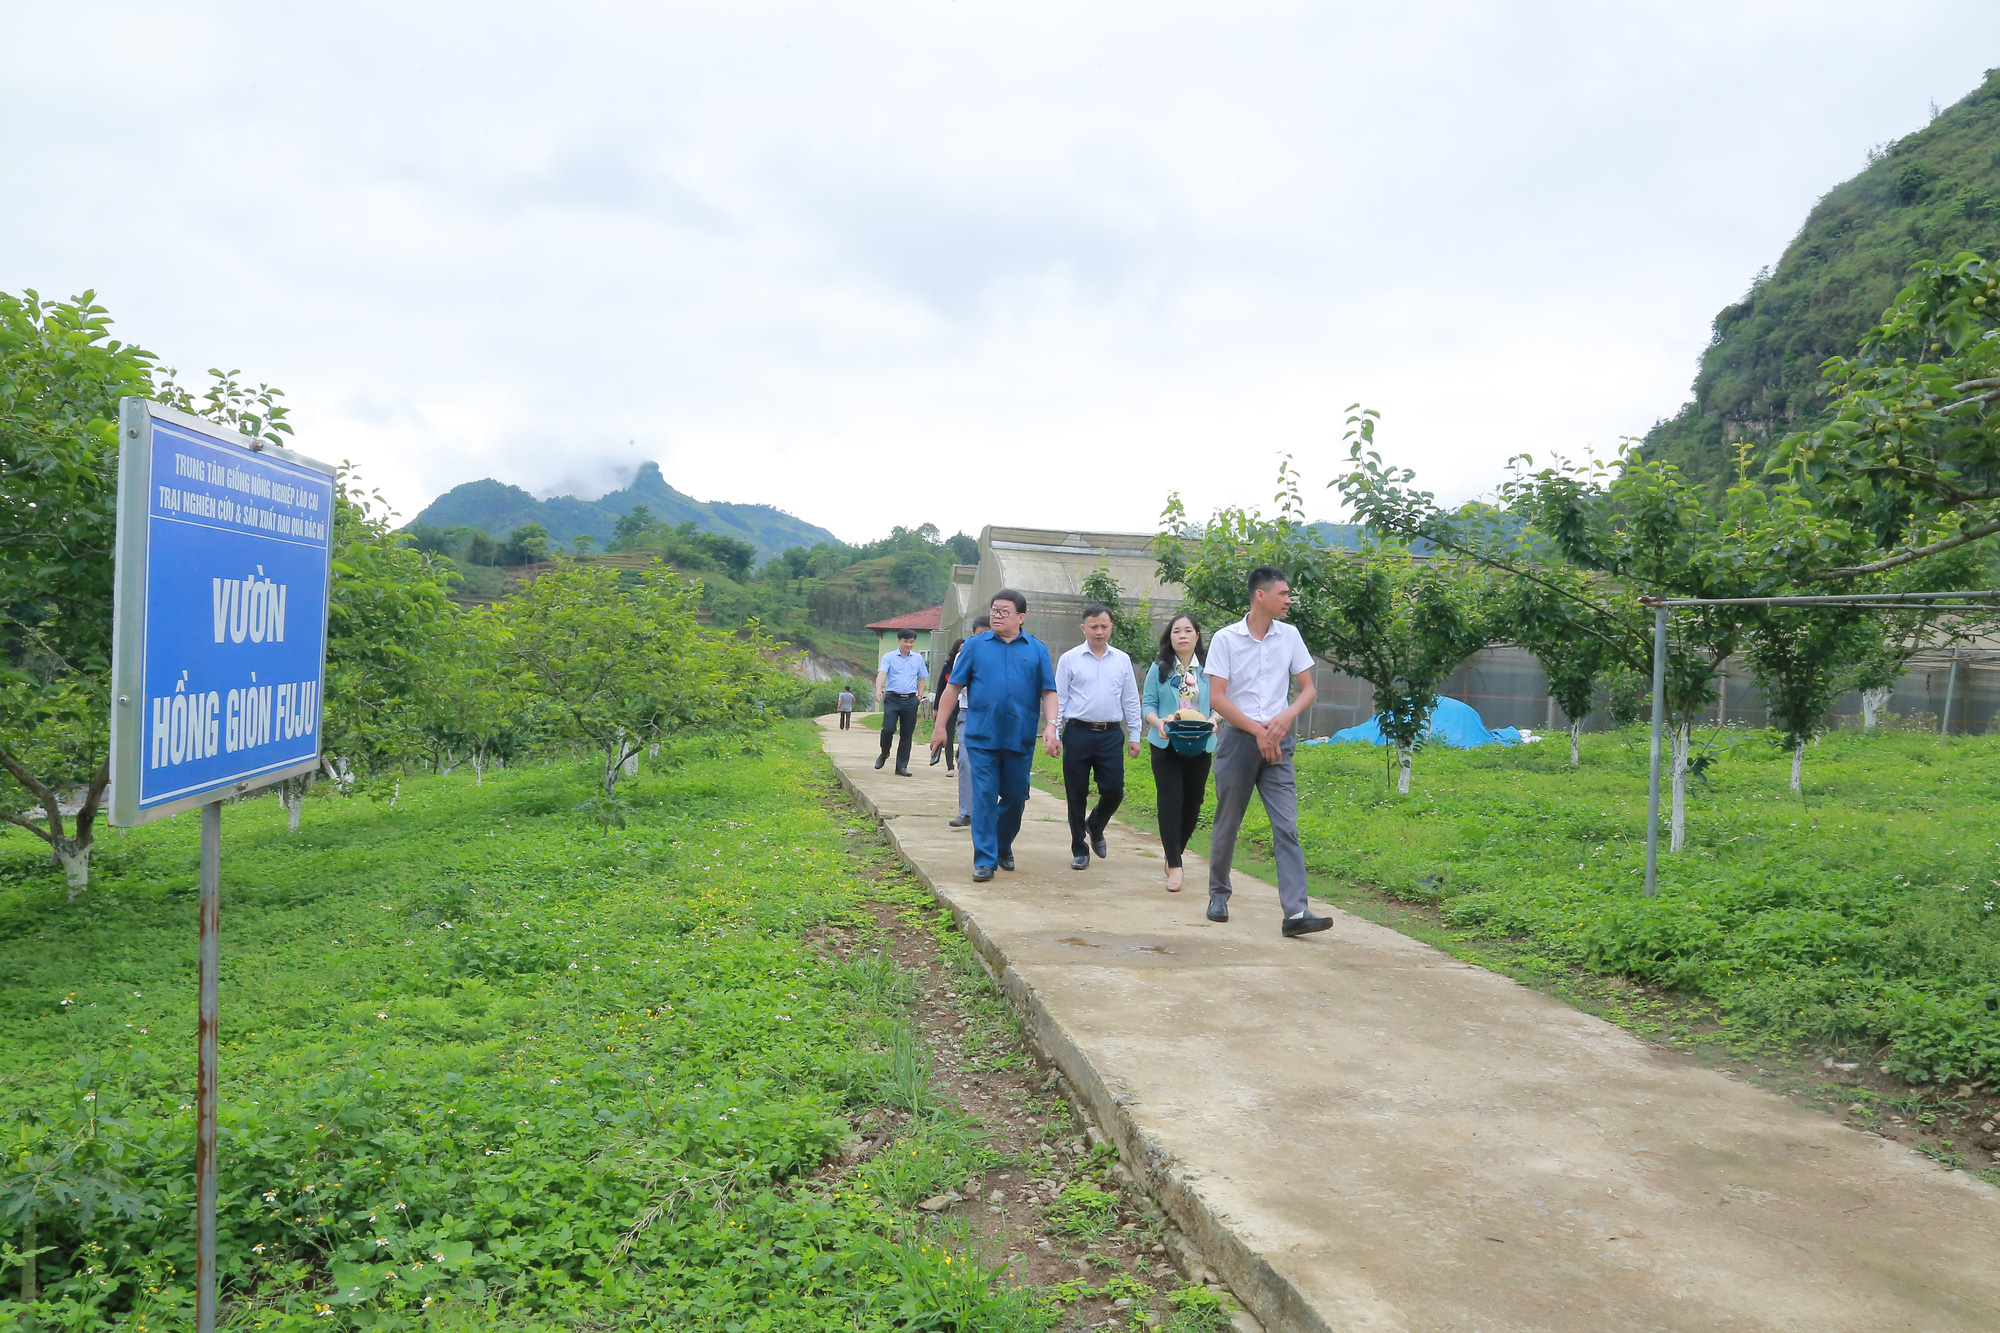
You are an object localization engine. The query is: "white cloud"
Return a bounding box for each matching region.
[5,1,1997,545]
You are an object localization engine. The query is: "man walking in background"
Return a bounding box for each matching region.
[1204,566,1332,937]
[875,628,925,775]
[930,591,1057,882]
[1056,604,1142,872]
[837,685,855,730]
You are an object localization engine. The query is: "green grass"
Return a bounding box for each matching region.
[1091,725,2000,1085]
[0,723,1048,1332]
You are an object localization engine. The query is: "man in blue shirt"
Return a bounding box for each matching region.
[929,589,1058,882]
[874,628,927,776]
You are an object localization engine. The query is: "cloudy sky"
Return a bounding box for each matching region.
[7,3,1999,545]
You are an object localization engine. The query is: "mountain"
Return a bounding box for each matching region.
[1640,70,2000,487]
[409,462,840,560]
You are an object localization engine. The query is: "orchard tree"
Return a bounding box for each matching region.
[1313,544,1495,793]
[0,294,295,891]
[504,562,789,796]
[1502,569,1629,766]
[321,469,458,784]
[415,606,525,785]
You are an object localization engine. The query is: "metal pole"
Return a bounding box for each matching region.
[196,800,221,1333]
[1941,647,1959,738]
[1644,607,1667,898]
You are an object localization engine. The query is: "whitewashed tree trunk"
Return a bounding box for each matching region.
[472,748,484,787]
[1790,740,1805,792]
[1669,722,1690,853]
[54,836,91,898]
[622,748,640,779]
[438,749,456,777]
[1568,718,1582,767]
[1396,744,1413,794]
[1861,686,1891,731]
[389,778,401,809]
[285,777,304,832]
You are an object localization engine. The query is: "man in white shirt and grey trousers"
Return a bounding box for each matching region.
[1204,565,1334,937]
[1054,603,1144,871]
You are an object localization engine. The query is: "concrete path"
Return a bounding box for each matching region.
[821,721,2000,1332]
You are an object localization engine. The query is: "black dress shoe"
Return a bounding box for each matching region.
[949,815,970,828]
[1090,834,1109,860]
[1206,895,1229,923]
[1070,853,1090,870]
[874,754,887,769]
[895,768,913,777]
[1282,912,1334,938]
[998,853,1015,872]
[972,865,995,882]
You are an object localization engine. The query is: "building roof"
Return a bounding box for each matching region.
[866,605,943,632]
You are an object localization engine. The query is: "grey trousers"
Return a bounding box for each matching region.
[957,732,974,816]
[1206,723,1309,917]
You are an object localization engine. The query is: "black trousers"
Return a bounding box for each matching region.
[879,693,918,770]
[1149,743,1212,868]
[839,710,852,730]
[1062,722,1126,854]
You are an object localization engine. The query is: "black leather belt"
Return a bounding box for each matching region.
[886,691,916,698]
[1067,720,1117,731]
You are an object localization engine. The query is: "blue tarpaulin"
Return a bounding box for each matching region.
[1311,695,1522,749]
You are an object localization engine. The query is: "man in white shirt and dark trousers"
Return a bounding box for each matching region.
[875,629,926,776]
[1204,566,1333,937]
[1055,604,1143,871]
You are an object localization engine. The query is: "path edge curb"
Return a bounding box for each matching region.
[829,755,1326,1333]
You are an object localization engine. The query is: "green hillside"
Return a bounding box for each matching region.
[1641,69,2000,486]
[410,460,839,559]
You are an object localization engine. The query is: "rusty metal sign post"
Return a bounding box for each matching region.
[108,399,335,1332]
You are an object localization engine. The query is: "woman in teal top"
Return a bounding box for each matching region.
[1140,613,1215,893]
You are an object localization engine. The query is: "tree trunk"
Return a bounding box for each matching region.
[622,748,640,779]
[1791,740,1805,792]
[54,835,90,899]
[1396,743,1412,794]
[21,1205,35,1303]
[473,748,484,787]
[1568,718,1582,767]
[1669,722,1690,853]
[1861,686,1891,732]
[286,777,304,832]
[603,748,621,797]
[389,778,401,810]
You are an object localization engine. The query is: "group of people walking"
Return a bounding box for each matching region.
[881,569,1331,937]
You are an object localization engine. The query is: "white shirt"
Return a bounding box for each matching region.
[878,648,927,694]
[1055,641,1142,740]
[1205,617,1313,724]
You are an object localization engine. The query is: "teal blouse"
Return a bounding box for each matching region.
[1141,659,1214,752]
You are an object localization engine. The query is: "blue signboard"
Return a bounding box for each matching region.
[110,400,336,826]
